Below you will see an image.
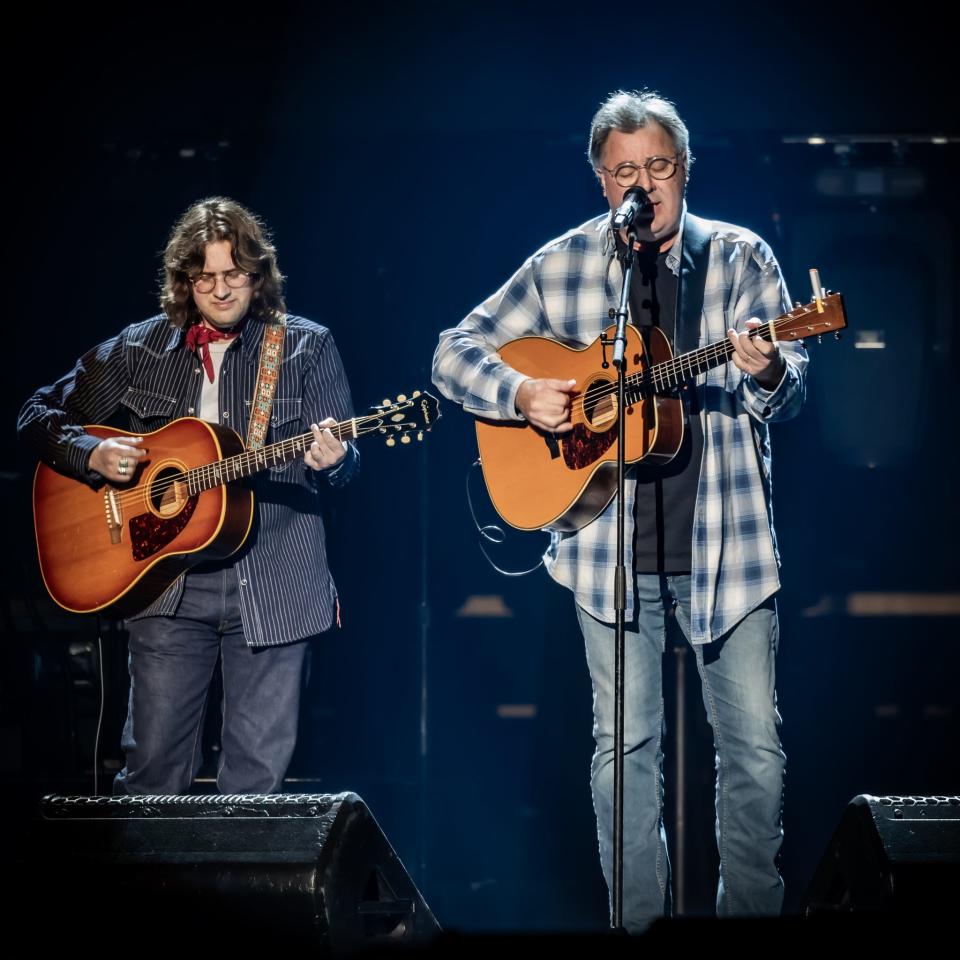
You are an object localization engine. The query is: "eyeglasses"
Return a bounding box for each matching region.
[600,156,680,187]
[189,269,254,294]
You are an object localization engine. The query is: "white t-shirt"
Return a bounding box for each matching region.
[199,340,232,423]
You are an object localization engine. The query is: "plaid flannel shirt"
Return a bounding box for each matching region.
[432,207,807,643]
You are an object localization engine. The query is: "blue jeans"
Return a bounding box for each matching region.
[113,567,308,795]
[577,574,785,931]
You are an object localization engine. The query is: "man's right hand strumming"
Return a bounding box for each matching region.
[515,377,577,433]
[89,436,148,483]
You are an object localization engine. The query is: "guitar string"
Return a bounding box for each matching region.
[567,312,832,424]
[106,409,416,509]
[107,414,391,507]
[573,325,772,410]
[105,309,832,504]
[567,338,737,423]
[108,426,362,509]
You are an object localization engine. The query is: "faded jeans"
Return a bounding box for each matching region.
[577,573,785,931]
[114,566,307,795]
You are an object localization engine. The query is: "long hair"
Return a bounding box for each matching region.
[160,197,286,329]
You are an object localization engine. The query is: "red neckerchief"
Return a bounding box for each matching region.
[185,320,244,382]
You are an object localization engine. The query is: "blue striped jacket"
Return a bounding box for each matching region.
[18,314,359,646]
[432,209,808,643]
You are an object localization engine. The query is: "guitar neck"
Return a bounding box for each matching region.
[185,419,359,495]
[628,336,736,399]
[180,389,438,495]
[627,319,787,400]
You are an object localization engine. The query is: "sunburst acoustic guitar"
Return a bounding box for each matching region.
[34,391,440,614]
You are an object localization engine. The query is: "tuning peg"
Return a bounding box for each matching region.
[401,434,411,444]
[412,390,421,397]
[382,398,390,406]
[417,431,424,441]
[386,437,396,447]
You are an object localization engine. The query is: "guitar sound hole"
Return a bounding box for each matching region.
[149,466,189,518]
[582,377,617,431]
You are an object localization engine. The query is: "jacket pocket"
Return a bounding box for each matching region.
[120,387,177,427]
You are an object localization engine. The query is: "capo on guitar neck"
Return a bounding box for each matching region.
[810,268,825,313]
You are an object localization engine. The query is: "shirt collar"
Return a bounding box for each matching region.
[600,200,687,277]
[170,315,271,362]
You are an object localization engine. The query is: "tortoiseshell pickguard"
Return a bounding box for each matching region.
[129,497,199,561]
[561,423,617,470]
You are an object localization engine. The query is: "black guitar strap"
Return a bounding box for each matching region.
[676,213,712,355]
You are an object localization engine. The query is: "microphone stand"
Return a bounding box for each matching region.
[604,217,642,932]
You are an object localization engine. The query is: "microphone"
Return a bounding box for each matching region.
[611,186,653,232]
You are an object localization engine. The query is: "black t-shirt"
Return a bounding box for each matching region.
[620,241,703,573]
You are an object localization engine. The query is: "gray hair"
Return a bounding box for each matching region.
[588,90,694,179]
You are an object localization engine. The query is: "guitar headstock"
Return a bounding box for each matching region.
[774,292,848,342]
[371,389,442,446]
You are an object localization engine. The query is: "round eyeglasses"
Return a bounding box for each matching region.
[189,269,254,294]
[601,156,680,187]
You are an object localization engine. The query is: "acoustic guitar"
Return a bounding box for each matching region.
[475,293,846,532]
[34,391,440,614]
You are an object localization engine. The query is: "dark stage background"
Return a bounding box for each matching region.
[2,1,957,930]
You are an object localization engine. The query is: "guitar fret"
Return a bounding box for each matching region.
[138,404,428,498]
[645,319,811,395]
[35,389,438,618]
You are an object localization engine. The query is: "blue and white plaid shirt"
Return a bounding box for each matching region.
[432,207,808,643]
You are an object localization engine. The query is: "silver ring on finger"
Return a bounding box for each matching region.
[119,457,129,469]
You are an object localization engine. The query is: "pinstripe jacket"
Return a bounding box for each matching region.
[19,314,359,646]
[432,209,808,643]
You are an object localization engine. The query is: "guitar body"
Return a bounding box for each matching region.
[474,291,847,533]
[33,418,254,615]
[476,324,683,531]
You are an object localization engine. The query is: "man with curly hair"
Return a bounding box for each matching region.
[19,197,358,795]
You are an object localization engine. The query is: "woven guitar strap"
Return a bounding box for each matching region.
[246,316,286,451]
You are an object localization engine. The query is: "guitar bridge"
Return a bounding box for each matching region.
[104,488,123,545]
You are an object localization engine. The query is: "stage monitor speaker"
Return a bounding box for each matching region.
[802,794,960,914]
[20,792,440,952]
